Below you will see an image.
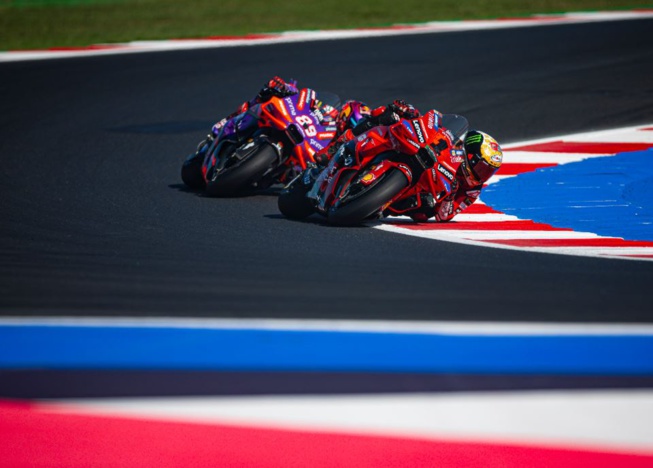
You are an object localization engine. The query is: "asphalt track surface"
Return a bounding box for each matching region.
[2,19,653,323]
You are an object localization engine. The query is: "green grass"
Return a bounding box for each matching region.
[0,0,651,51]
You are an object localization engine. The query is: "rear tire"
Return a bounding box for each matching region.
[278,177,315,220]
[328,169,408,226]
[206,143,278,197]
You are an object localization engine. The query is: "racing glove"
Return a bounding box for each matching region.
[257,76,299,101]
[389,99,420,119]
[371,105,400,126]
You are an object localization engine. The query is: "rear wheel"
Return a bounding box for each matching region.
[206,143,278,197]
[327,169,408,226]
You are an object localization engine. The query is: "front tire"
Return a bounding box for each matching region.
[205,143,278,197]
[181,152,206,189]
[278,176,315,220]
[328,169,408,226]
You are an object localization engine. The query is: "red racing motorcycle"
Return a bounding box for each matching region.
[278,111,469,225]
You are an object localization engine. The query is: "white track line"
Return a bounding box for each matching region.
[3,316,653,335]
[1,11,652,62]
[43,390,653,454]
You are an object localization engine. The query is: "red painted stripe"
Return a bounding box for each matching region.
[1,402,652,468]
[639,127,653,131]
[615,254,653,258]
[496,16,566,21]
[498,163,558,175]
[46,45,127,51]
[461,203,502,214]
[402,220,572,231]
[199,33,279,40]
[354,25,418,31]
[481,238,653,248]
[505,141,653,154]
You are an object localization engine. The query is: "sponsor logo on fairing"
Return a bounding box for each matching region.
[427,112,439,130]
[278,101,290,119]
[398,164,412,180]
[450,149,464,163]
[306,89,316,108]
[413,120,425,144]
[309,139,324,150]
[298,90,308,110]
[285,97,297,116]
[317,132,336,140]
[441,199,454,215]
[407,139,421,150]
[402,121,415,134]
[361,173,375,184]
[437,164,454,181]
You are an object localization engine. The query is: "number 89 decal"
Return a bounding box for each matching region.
[295,115,317,137]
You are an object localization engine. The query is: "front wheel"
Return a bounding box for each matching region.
[181,152,206,189]
[205,143,278,197]
[327,169,409,226]
[278,175,315,220]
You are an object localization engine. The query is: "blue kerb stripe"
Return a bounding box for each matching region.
[1,325,652,374]
[483,149,653,241]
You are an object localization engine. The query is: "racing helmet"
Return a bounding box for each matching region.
[461,130,503,185]
[310,98,339,125]
[336,100,371,136]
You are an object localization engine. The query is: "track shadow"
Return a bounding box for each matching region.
[169,183,285,199]
[264,213,374,228]
[108,120,209,135]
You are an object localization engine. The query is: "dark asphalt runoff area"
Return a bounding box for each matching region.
[2,19,653,323]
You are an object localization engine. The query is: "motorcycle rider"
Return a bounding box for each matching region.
[193,76,339,158]
[386,130,503,222]
[314,99,420,165]
[312,102,503,223]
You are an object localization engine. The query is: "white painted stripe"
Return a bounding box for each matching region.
[46,390,653,453]
[387,213,520,222]
[2,11,652,63]
[520,247,653,256]
[484,175,512,184]
[503,151,602,164]
[567,130,653,144]
[2,316,653,335]
[376,224,602,240]
[502,124,653,149]
[436,213,522,222]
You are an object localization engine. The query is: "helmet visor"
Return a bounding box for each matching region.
[468,152,498,183]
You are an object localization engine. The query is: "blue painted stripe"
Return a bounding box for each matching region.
[483,149,653,241]
[1,325,652,374]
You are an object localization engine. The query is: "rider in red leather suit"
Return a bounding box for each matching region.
[316,102,504,223]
